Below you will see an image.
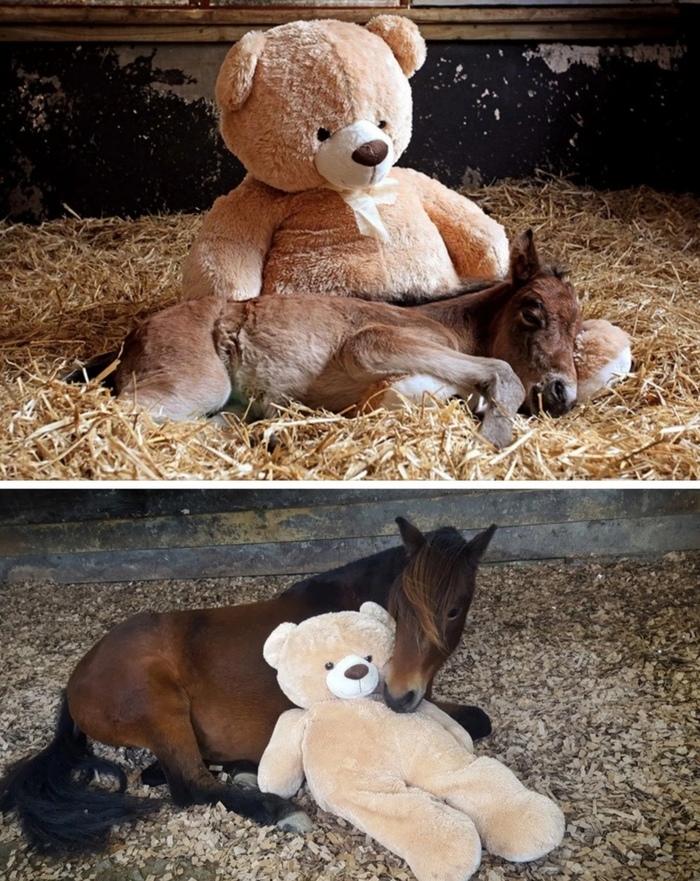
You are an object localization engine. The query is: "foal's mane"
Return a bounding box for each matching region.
[390,527,472,651]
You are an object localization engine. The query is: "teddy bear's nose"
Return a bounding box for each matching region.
[352,140,389,167]
[344,663,369,680]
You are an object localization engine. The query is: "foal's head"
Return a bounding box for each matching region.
[384,517,496,713]
[490,230,582,416]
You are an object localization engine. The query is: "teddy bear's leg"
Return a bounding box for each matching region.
[414,755,564,863]
[332,786,482,881]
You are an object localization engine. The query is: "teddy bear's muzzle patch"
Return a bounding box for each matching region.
[314,120,394,191]
[326,653,380,699]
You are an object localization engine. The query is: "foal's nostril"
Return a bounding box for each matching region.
[352,140,389,167]
[551,379,566,402]
[344,663,369,681]
[540,379,575,416]
[394,690,416,711]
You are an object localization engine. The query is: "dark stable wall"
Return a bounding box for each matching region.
[1,25,697,223]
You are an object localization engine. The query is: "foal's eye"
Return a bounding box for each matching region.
[447,607,462,620]
[519,309,544,329]
[317,128,332,142]
[325,662,334,670]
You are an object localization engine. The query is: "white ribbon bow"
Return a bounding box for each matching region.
[332,177,400,243]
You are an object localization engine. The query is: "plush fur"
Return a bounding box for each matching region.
[259,603,565,881]
[575,318,632,401]
[183,17,509,302]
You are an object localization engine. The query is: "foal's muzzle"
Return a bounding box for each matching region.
[528,377,577,417]
[383,682,425,713]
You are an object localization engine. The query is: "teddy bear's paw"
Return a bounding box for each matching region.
[482,792,564,863]
[276,805,314,834]
[406,820,482,881]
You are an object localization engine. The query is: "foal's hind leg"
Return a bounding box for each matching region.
[338,326,524,449]
[150,711,312,832]
[115,311,233,422]
[141,759,259,789]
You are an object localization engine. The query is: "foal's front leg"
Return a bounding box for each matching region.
[339,326,525,449]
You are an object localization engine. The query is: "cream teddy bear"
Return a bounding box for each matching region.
[183,16,509,302]
[259,602,565,881]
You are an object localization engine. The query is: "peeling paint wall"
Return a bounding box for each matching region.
[1,32,696,223]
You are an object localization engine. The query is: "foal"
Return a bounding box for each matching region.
[0,518,495,854]
[71,231,580,450]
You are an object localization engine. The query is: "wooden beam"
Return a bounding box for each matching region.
[0,4,681,41]
[1,514,698,584]
[1,489,698,558]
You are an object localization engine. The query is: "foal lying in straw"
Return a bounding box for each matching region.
[70,231,617,450]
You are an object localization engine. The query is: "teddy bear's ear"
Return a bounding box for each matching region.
[215,30,267,112]
[360,602,397,633]
[365,16,427,79]
[263,621,297,669]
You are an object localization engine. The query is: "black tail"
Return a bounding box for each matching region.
[0,695,158,854]
[61,349,120,391]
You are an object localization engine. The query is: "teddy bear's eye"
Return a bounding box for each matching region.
[378,120,387,130]
[317,128,332,142]
[325,661,334,670]
[365,655,372,663]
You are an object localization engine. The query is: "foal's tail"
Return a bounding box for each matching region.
[61,348,121,390]
[0,694,158,853]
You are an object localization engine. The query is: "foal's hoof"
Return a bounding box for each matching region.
[232,771,259,790]
[277,807,314,834]
[479,411,514,450]
[451,706,492,740]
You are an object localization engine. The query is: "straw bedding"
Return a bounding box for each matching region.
[0,552,697,880]
[1,177,699,480]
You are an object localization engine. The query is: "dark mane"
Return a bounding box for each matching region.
[389,527,473,651]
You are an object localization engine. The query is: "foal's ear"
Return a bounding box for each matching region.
[466,523,497,563]
[510,229,540,286]
[396,516,426,556]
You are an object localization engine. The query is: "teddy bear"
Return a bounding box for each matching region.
[258,602,565,881]
[182,16,510,303]
[575,318,632,402]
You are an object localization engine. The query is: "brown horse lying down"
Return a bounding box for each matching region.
[71,231,581,450]
[0,518,495,854]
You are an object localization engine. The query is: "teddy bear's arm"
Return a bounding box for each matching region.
[415,700,475,753]
[258,708,308,799]
[400,168,509,280]
[182,177,286,300]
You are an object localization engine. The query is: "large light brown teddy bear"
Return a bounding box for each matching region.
[259,602,565,881]
[183,16,509,302]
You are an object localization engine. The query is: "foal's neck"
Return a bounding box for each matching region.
[414,281,512,356]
